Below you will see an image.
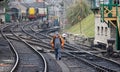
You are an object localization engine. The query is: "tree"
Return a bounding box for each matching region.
[0,0,4,2]
[0,0,10,12]
[66,0,92,25]
[0,0,4,7]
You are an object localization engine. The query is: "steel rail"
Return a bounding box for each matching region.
[32,23,120,72]
[64,52,109,72]
[23,22,108,71]
[0,24,19,72]
[22,23,78,51]
[21,22,120,72]
[11,24,48,72]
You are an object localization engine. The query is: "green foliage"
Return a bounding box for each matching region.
[0,1,4,7]
[0,0,9,11]
[0,0,4,2]
[66,14,95,37]
[66,0,92,25]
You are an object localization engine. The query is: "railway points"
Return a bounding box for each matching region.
[21,21,120,71]
[0,19,120,72]
[0,0,120,72]
[0,38,15,72]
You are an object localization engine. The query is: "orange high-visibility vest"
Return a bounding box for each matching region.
[50,35,64,49]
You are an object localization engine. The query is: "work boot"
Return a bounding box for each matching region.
[59,57,61,60]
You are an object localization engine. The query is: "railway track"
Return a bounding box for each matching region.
[66,51,120,72]
[1,23,47,72]
[13,22,120,72]
[61,52,96,72]
[30,23,120,72]
[0,24,18,72]
[11,22,63,72]
[21,23,100,72]
[21,22,78,51]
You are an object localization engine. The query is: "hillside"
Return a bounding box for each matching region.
[65,14,95,37]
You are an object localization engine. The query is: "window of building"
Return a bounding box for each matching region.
[97,26,100,35]
[105,27,108,36]
[101,27,103,35]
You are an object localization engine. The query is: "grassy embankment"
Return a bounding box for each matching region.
[65,14,95,37]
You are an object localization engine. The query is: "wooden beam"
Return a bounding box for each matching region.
[104,17,117,21]
[109,20,117,28]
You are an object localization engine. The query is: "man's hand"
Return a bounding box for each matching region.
[61,44,64,49]
[51,44,54,48]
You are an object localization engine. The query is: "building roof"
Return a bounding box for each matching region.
[21,2,48,8]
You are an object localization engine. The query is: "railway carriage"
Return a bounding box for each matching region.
[37,8,47,18]
[27,7,37,20]
[26,2,48,21]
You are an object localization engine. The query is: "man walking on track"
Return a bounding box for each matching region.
[50,32,65,60]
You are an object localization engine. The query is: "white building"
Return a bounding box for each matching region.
[94,16,111,46]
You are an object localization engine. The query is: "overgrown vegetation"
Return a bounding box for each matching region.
[0,0,9,11]
[66,14,95,37]
[66,0,92,25]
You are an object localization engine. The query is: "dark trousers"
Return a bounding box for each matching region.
[54,48,61,60]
